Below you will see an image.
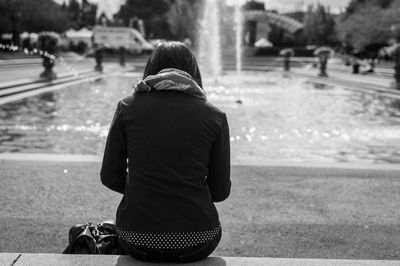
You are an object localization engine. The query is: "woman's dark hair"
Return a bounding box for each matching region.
[143,41,203,88]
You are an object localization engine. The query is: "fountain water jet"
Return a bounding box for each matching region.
[198,0,244,78]
[234,4,243,75]
[198,0,222,79]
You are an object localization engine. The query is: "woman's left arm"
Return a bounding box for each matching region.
[100,100,127,194]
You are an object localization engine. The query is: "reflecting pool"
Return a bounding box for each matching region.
[1,71,400,163]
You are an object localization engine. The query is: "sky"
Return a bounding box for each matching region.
[54,0,352,17]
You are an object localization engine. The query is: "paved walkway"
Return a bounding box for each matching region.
[0,61,95,83]
[276,61,400,98]
[2,254,400,266]
[0,52,138,105]
[2,152,400,171]
[1,157,400,258]
[0,52,398,97]
[295,64,393,88]
[290,67,396,92]
[0,52,137,85]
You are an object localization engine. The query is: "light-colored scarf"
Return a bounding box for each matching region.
[134,68,206,100]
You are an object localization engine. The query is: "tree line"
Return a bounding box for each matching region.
[302,0,400,55]
[1,0,399,56]
[0,0,97,44]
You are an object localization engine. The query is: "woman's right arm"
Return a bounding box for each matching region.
[100,100,127,194]
[206,113,231,202]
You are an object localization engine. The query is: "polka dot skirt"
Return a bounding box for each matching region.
[117,225,221,250]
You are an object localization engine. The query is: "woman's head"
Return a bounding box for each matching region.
[143,41,203,88]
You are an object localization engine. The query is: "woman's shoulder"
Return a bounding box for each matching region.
[203,101,226,118]
[119,94,136,107]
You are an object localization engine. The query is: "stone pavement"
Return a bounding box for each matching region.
[0,52,90,83]
[0,52,138,105]
[0,52,139,85]
[2,254,400,266]
[0,61,95,83]
[0,58,104,84]
[1,52,398,97]
[223,55,399,97]
[287,64,400,98]
[297,64,393,88]
[2,157,400,258]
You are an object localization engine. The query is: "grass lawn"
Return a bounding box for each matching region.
[1,160,400,260]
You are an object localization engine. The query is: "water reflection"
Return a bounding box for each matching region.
[307,82,335,90]
[390,99,400,114]
[0,72,399,163]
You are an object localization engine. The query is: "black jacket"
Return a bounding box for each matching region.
[101,90,231,233]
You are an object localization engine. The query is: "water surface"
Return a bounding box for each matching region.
[1,71,400,163]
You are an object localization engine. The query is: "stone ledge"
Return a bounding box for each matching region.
[2,153,400,171]
[2,254,400,266]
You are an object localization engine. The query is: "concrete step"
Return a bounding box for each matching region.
[0,74,105,105]
[0,61,85,71]
[0,71,100,97]
[0,68,94,90]
[327,66,394,78]
[288,69,400,99]
[2,254,400,266]
[0,65,134,105]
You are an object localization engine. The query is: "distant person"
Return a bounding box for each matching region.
[318,52,329,77]
[362,58,376,75]
[386,38,400,90]
[101,41,231,262]
[118,46,126,67]
[93,43,103,72]
[352,50,361,74]
[314,47,333,77]
[280,48,294,71]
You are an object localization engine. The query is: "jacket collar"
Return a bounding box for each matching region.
[134,68,206,100]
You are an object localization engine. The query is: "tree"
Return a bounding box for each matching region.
[116,0,171,35]
[81,0,97,28]
[303,4,337,46]
[68,0,81,25]
[336,0,400,52]
[66,0,97,29]
[345,0,394,14]
[165,0,202,41]
[115,0,202,40]
[242,0,265,11]
[386,1,400,41]
[0,0,72,36]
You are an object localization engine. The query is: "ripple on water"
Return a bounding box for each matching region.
[0,72,400,163]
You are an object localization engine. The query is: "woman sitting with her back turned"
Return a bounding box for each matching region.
[100,41,231,263]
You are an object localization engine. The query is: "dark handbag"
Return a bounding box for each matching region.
[63,221,120,254]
